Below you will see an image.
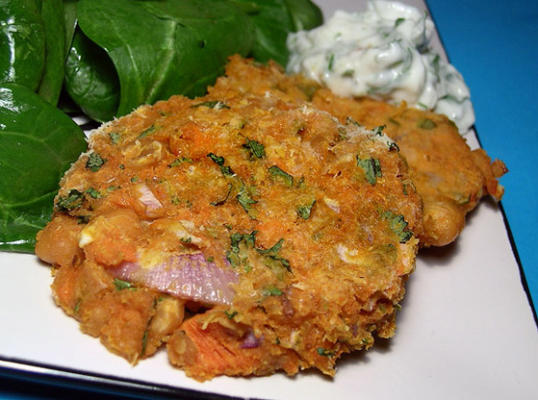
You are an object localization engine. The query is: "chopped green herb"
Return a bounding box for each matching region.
[417,118,437,130]
[130,176,139,183]
[373,125,386,136]
[327,53,335,71]
[297,200,316,220]
[262,286,282,297]
[86,152,106,172]
[316,347,334,357]
[56,189,84,211]
[243,138,265,159]
[237,185,257,218]
[191,100,230,110]
[109,132,121,144]
[256,238,291,272]
[417,102,428,109]
[171,195,180,205]
[207,256,214,263]
[357,156,382,185]
[256,238,283,256]
[394,17,405,27]
[268,165,294,187]
[74,299,81,314]
[180,236,192,244]
[85,187,102,199]
[119,164,125,170]
[168,156,193,167]
[113,278,133,291]
[226,231,256,269]
[211,183,232,206]
[382,210,413,243]
[207,153,234,176]
[137,125,156,139]
[342,69,354,78]
[107,185,121,192]
[346,116,362,127]
[140,328,149,356]
[224,310,238,320]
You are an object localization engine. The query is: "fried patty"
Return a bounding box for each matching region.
[214,56,506,247]
[36,58,421,380]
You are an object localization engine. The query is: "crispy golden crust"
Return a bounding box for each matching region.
[36,56,421,380]
[310,91,506,246]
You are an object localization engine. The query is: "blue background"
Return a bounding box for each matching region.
[1,0,536,398]
[427,0,537,313]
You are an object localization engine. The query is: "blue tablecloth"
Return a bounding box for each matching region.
[428,0,538,312]
[1,1,536,398]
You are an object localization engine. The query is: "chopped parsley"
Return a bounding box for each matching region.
[394,17,405,27]
[268,165,294,187]
[85,187,102,199]
[297,200,316,220]
[356,156,382,185]
[109,132,121,144]
[346,116,362,127]
[56,189,84,211]
[137,125,156,139]
[327,53,335,71]
[207,153,234,176]
[85,152,106,172]
[243,138,265,159]
[373,125,386,136]
[382,210,413,243]
[210,183,232,206]
[237,185,257,218]
[256,238,290,272]
[168,156,193,167]
[224,310,238,320]
[262,286,282,297]
[113,278,133,291]
[316,347,335,357]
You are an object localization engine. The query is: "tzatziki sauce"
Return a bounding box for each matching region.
[286,1,475,133]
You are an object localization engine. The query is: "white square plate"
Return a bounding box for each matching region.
[1,1,536,399]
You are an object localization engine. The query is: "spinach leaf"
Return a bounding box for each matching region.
[63,0,78,58]
[37,0,65,105]
[283,0,323,31]
[77,0,254,117]
[64,28,120,122]
[0,0,45,90]
[0,83,87,252]
[232,0,322,66]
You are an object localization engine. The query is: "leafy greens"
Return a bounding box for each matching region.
[0,84,87,252]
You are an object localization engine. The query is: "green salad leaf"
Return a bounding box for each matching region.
[0,84,87,252]
[76,0,255,117]
[232,0,322,66]
[0,0,45,90]
[64,29,120,122]
[36,0,65,105]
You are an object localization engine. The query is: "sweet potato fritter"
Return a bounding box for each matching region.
[215,56,506,247]
[311,92,507,246]
[36,57,421,380]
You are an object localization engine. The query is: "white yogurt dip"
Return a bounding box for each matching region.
[287,1,475,133]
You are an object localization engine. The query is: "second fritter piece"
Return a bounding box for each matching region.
[311,91,507,246]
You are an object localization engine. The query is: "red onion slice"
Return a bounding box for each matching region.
[112,253,238,305]
[241,331,262,349]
